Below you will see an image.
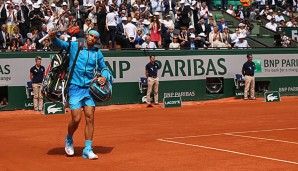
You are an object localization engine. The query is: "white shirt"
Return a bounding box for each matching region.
[106,12,117,26]
[265,22,277,31]
[125,23,137,38]
[275,15,285,22]
[235,40,250,48]
[163,19,174,29]
[286,21,293,27]
[141,42,157,49]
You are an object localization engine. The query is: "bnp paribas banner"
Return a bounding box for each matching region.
[1,54,298,86]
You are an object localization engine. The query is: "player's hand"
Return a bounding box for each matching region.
[48,29,56,39]
[97,77,107,85]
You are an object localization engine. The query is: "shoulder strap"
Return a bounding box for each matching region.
[67,43,82,84]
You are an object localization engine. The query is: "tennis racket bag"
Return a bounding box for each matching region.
[42,46,70,103]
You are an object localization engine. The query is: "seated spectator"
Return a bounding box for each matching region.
[235,5,245,20]
[7,38,20,52]
[286,18,296,27]
[260,5,270,18]
[222,26,232,47]
[275,10,285,22]
[187,34,198,50]
[164,26,175,48]
[209,25,226,48]
[135,28,145,48]
[169,36,180,50]
[11,26,23,46]
[217,18,228,33]
[234,34,250,48]
[197,33,210,48]
[83,18,94,36]
[141,19,151,36]
[238,23,248,36]
[266,9,275,20]
[231,27,241,46]
[278,20,286,27]
[22,38,36,51]
[178,26,189,48]
[141,35,157,49]
[265,18,278,31]
[249,8,261,22]
[195,18,211,40]
[116,17,129,49]
[163,14,174,30]
[0,24,10,50]
[27,27,39,45]
[42,38,52,51]
[275,28,292,47]
[226,4,236,16]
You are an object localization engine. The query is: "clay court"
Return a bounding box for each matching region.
[0,97,298,171]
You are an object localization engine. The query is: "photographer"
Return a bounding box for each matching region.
[28,3,45,31]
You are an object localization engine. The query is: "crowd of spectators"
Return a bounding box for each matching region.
[0,0,297,51]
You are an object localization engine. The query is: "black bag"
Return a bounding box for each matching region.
[42,45,70,103]
[42,42,81,103]
[89,71,114,102]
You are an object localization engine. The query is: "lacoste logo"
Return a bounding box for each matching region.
[267,93,278,101]
[47,104,62,113]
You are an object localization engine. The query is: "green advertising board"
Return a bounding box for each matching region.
[264,91,281,102]
[163,96,182,108]
[43,102,65,115]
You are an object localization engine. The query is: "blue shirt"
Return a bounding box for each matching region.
[146,62,158,77]
[30,65,45,83]
[242,61,255,76]
[52,38,109,87]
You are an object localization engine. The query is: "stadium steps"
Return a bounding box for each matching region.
[259,26,276,37]
[246,37,268,47]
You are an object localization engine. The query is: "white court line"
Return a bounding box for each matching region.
[162,127,298,140]
[158,138,298,165]
[225,133,298,145]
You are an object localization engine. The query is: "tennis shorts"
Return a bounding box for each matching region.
[68,84,96,110]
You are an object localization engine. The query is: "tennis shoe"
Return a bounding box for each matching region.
[82,148,98,160]
[65,137,74,156]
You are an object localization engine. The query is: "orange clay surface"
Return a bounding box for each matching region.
[0,97,298,171]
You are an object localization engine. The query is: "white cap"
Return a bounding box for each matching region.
[28,1,33,5]
[269,9,273,12]
[133,4,138,7]
[180,0,185,3]
[32,3,40,8]
[132,18,137,23]
[237,34,246,39]
[154,12,159,16]
[191,0,197,5]
[61,2,68,6]
[122,17,127,21]
[140,4,145,8]
[198,32,205,37]
[189,25,194,29]
[51,3,56,7]
[142,19,150,25]
[238,23,245,27]
[189,34,195,39]
[121,10,126,13]
[6,1,11,4]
